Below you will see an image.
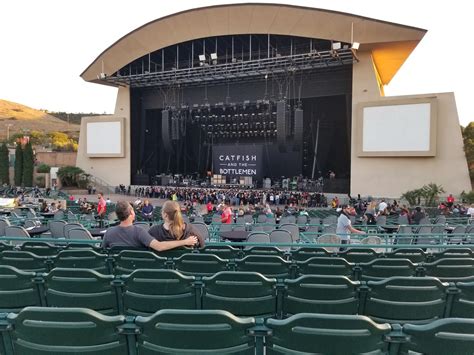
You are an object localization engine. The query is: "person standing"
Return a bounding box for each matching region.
[336,205,365,250]
[97,193,107,227]
[221,203,233,224]
[102,201,197,250]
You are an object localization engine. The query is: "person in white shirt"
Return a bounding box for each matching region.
[467,204,474,218]
[377,199,388,215]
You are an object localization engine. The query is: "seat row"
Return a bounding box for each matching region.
[1,266,473,323]
[2,249,474,281]
[0,307,473,355]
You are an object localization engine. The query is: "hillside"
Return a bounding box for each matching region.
[0,99,79,140]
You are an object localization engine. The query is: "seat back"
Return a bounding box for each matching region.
[317,234,341,252]
[397,214,409,225]
[297,256,354,278]
[4,226,30,246]
[199,245,242,260]
[321,223,337,234]
[113,250,167,274]
[280,215,296,224]
[423,258,474,281]
[0,250,48,272]
[7,307,128,355]
[360,236,384,253]
[202,271,277,317]
[449,225,466,244]
[20,241,61,256]
[48,220,67,238]
[0,265,40,312]
[246,232,270,244]
[44,268,117,314]
[364,276,448,323]
[451,280,474,318]
[134,222,151,231]
[283,275,360,316]
[296,215,308,225]
[63,223,84,238]
[135,309,255,354]
[279,223,300,242]
[53,210,65,220]
[384,248,427,263]
[290,247,332,262]
[174,253,229,276]
[401,318,474,355]
[269,230,292,250]
[121,269,196,316]
[0,218,11,236]
[191,222,210,241]
[339,248,379,263]
[322,215,337,225]
[235,255,291,279]
[53,249,109,273]
[256,214,267,223]
[359,258,417,281]
[266,313,390,355]
[396,225,414,245]
[67,228,95,240]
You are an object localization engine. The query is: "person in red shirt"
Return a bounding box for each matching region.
[97,193,107,226]
[221,204,233,224]
[446,194,455,209]
[206,201,213,214]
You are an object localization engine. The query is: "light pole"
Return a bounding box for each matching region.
[6,124,13,141]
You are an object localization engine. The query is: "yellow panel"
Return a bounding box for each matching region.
[371,41,419,85]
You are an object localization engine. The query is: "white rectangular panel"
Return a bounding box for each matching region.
[87,121,122,155]
[362,103,431,152]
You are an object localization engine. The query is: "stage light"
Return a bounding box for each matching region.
[352,42,360,50]
[331,42,341,50]
[210,52,218,60]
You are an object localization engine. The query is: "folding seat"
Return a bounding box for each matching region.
[415,225,439,246]
[135,309,256,354]
[296,214,308,225]
[0,241,13,252]
[47,220,67,238]
[394,225,414,245]
[383,248,427,263]
[279,223,300,242]
[359,258,417,281]
[283,275,360,316]
[44,268,117,315]
[19,241,61,256]
[321,224,337,235]
[269,230,292,251]
[265,313,390,355]
[63,222,84,238]
[120,269,197,316]
[202,271,277,317]
[235,255,292,279]
[4,226,30,246]
[0,250,48,272]
[317,234,341,253]
[363,276,448,323]
[256,214,267,223]
[422,258,474,281]
[297,256,354,278]
[243,245,286,259]
[156,247,194,259]
[401,318,474,355]
[280,215,296,224]
[0,218,11,237]
[451,280,474,318]
[52,249,109,274]
[427,248,473,262]
[447,225,466,245]
[113,250,167,274]
[322,215,337,225]
[174,253,229,276]
[7,307,128,355]
[199,244,242,260]
[338,248,379,263]
[0,265,40,312]
[290,246,332,262]
[191,221,210,241]
[246,232,270,244]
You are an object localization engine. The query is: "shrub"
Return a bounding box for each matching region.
[36,163,51,173]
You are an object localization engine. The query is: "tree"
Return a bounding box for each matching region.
[461,123,474,179]
[22,141,34,187]
[57,166,86,187]
[0,143,9,185]
[14,143,23,186]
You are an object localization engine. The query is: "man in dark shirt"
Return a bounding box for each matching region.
[102,201,197,250]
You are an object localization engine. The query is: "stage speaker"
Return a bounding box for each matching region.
[161,109,174,153]
[293,108,303,151]
[135,174,150,185]
[276,100,287,145]
[171,116,179,140]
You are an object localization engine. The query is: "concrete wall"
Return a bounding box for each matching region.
[36,152,77,167]
[76,86,131,186]
[351,50,471,198]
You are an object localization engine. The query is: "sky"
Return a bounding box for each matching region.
[0,0,472,126]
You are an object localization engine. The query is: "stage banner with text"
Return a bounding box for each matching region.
[213,144,263,179]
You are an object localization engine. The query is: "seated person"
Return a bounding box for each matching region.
[48,202,58,213]
[141,199,154,221]
[102,201,198,250]
[148,201,205,248]
[411,207,426,225]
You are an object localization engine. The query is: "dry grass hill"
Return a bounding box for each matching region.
[0,99,79,140]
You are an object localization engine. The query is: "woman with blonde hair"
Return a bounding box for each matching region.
[148,201,205,247]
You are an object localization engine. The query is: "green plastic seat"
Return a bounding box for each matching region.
[113,250,167,274]
[428,248,473,262]
[235,255,292,279]
[44,268,117,315]
[135,309,256,354]
[0,265,40,312]
[52,249,109,274]
[364,276,448,324]
[297,256,355,278]
[359,258,417,281]
[0,242,13,252]
[283,275,360,316]
[290,247,332,262]
[422,258,474,281]
[338,248,379,263]
[401,318,474,355]
[202,271,277,317]
[174,253,229,276]
[20,241,62,256]
[451,280,474,318]
[0,250,48,272]
[121,269,197,316]
[156,247,194,259]
[199,245,242,259]
[7,307,127,355]
[266,313,391,355]
[383,248,427,263]
[243,246,287,259]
